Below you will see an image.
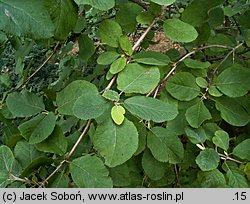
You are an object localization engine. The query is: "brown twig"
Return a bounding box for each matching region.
[39,119,92,187]
[104,13,161,94]
[146,44,239,97]
[218,153,245,164]
[132,17,157,52]
[202,42,244,99]
[23,42,60,87]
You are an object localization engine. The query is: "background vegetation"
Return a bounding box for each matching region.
[0,0,250,188]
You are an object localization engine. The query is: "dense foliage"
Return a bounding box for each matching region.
[0,0,250,188]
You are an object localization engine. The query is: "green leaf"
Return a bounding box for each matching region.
[117,63,160,94]
[166,72,200,101]
[73,16,86,33]
[124,96,178,122]
[212,130,229,151]
[73,93,108,120]
[102,90,120,101]
[94,118,138,167]
[56,80,99,115]
[134,122,147,156]
[110,56,127,74]
[208,86,223,97]
[167,110,188,136]
[147,127,184,164]
[226,164,249,188]
[0,0,54,39]
[78,34,95,62]
[133,51,170,66]
[196,77,208,88]
[70,155,113,187]
[119,36,133,56]
[49,171,70,188]
[18,112,56,144]
[99,19,122,47]
[35,125,68,156]
[215,64,250,97]
[136,12,154,25]
[208,6,224,28]
[142,149,165,181]
[20,157,53,178]
[111,105,125,125]
[14,141,43,169]
[183,58,211,69]
[195,149,220,171]
[109,163,131,187]
[116,3,143,33]
[185,101,212,128]
[181,0,224,27]
[6,91,45,117]
[233,139,250,160]
[0,145,18,187]
[74,0,115,11]
[47,0,78,41]
[150,0,176,6]
[0,145,15,173]
[97,51,120,65]
[215,97,250,127]
[163,19,198,43]
[197,169,227,187]
[185,126,207,144]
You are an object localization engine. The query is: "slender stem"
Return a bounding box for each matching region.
[23,42,60,87]
[101,75,117,93]
[40,119,92,187]
[218,153,245,164]
[132,17,157,52]
[146,44,240,97]
[202,42,244,98]
[106,14,160,94]
[66,119,92,160]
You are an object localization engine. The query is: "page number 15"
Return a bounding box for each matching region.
[234,192,247,201]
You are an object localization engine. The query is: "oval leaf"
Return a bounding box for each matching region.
[142,149,165,181]
[195,148,220,171]
[233,139,250,160]
[124,96,178,122]
[97,51,120,65]
[215,97,250,127]
[70,155,113,187]
[133,51,170,66]
[0,0,54,39]
[94,118,138,167]
[111,105,125,125]
[99,19,122,47]
[117,63,160,94]
[56,80,99,115]
[110,56,126,74]
[215,64,250,97]
[147,127,184,164]
[185,101,212,128]
[6,91,45,117]
[73,93,108,120]
[166,72,200,101]
[183,58,211,69]
[18,112,56,144]
[163,18,198,42]
[212,130,229,151]
[35,125,68,156]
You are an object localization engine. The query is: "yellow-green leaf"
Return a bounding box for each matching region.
[111,105,125,125]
